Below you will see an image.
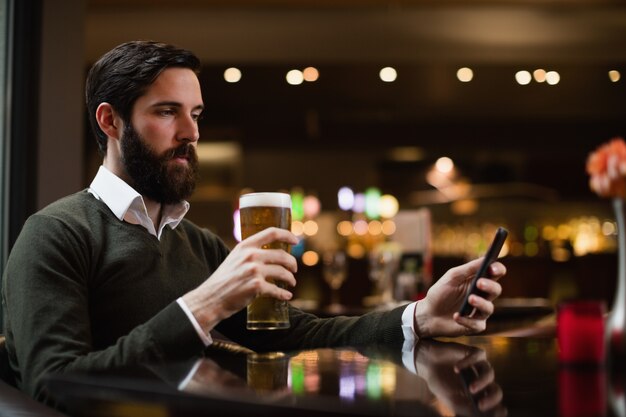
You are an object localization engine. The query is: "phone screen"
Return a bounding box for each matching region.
[458,227,508,317]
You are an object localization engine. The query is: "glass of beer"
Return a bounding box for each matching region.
[239,192,292,330]
[247,352,289,392]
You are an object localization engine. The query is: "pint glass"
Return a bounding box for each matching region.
[239,192,292,330]
[247,352,289,392]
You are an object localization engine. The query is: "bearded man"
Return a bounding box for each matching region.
[2,41,505,405]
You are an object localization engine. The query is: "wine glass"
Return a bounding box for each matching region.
[368,243,401,308]
[322,250,348,313]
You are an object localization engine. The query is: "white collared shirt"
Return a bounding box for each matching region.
[88,165,213,346]
[88,165,189,240]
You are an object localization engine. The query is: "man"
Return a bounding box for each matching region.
[2,41,505,403]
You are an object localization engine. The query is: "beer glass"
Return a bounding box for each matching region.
[239,192,292,330]
[246,352,289,392]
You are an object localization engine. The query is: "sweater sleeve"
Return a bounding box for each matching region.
[216,303,407,352]
[2,214,205,403]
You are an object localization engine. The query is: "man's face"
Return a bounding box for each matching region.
[120,67,204,204]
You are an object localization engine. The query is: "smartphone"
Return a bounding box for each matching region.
[458,227,508,317]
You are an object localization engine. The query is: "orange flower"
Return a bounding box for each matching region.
[586,137,626,198]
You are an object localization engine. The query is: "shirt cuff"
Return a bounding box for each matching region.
[176,297,213,347]
[178,358,203,391]
[401,302,418,374]
[401,301,418,341]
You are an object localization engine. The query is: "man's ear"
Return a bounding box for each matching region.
[95,102,123,140]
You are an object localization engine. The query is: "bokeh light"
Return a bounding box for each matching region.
[379,67,397,82]
[286,69,304,85]
[456,67,473,82]
[515,70,532,85]
[338,187,355,211]
[224,67,242,83]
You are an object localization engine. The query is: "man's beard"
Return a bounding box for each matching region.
[120,123,199,205]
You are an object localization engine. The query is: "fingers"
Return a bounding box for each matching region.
[454,348,487,370]
[477,384,505,414]
[488,261,507,281]
[465,361,495,394]
[256,263,297,288]
[242,227,299,248]
[245,247,298,274]
[255,277,294,301]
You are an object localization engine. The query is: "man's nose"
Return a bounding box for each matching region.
[177,114,199,143]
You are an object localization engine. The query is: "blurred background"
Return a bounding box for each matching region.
[2,0,626,322]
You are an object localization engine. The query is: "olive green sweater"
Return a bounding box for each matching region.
[2,191,405,402]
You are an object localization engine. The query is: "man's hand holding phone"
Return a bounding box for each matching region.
[413,228,507,338]
[459,227,508,318]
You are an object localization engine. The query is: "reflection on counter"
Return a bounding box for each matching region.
[288,349,396,402]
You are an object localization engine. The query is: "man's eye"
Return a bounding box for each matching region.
[159,109,175,116]
[192,113,204,122]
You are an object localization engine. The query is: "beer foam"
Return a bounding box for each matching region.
[239,192,291,209]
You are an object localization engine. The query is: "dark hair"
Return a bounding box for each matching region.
[85,40,201,155]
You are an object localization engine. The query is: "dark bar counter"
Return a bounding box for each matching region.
[42,335,624,417]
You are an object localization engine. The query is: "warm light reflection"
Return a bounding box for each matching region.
[380,363,396,397]
[303,67,319,82]
[302,250,319,266]
[286,69,304,85]
[337,221,353,236]
[379,67,397,82]
[552,247,571,262]
[602,221,616,236]
[422,216,621,261]
[500,242,510,257]
[451,199,478,215]
[456,67,473,82]
[347,243,366,258]
[546,71,560,85]
[368,220,383,236]
[515,70,532,85]
[353,220,369,235]
[510,241,524,257]
[558,224,572,240]
[381,220,396,235]
[224,67,242,83]
[379,194,399,218]
[435,156,454,173]
[609,70,621,82]
[387,146,424,162]
[533,69,546,83]
[303,220,319,236]
[291,220,304,236]
[542,225,557,241]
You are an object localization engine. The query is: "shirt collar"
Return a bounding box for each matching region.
[88,166,190,238]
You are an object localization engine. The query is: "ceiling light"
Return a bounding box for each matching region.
[286,69,304,85]
[515,71,532,85]
[303,67,319,82]
[456,67,473,82]
[533,69,546,83]
[609,70,621,82]
[435,157,454,174]
[546,71,560,85]
[379,67,397,82]
[223,67,242,83]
